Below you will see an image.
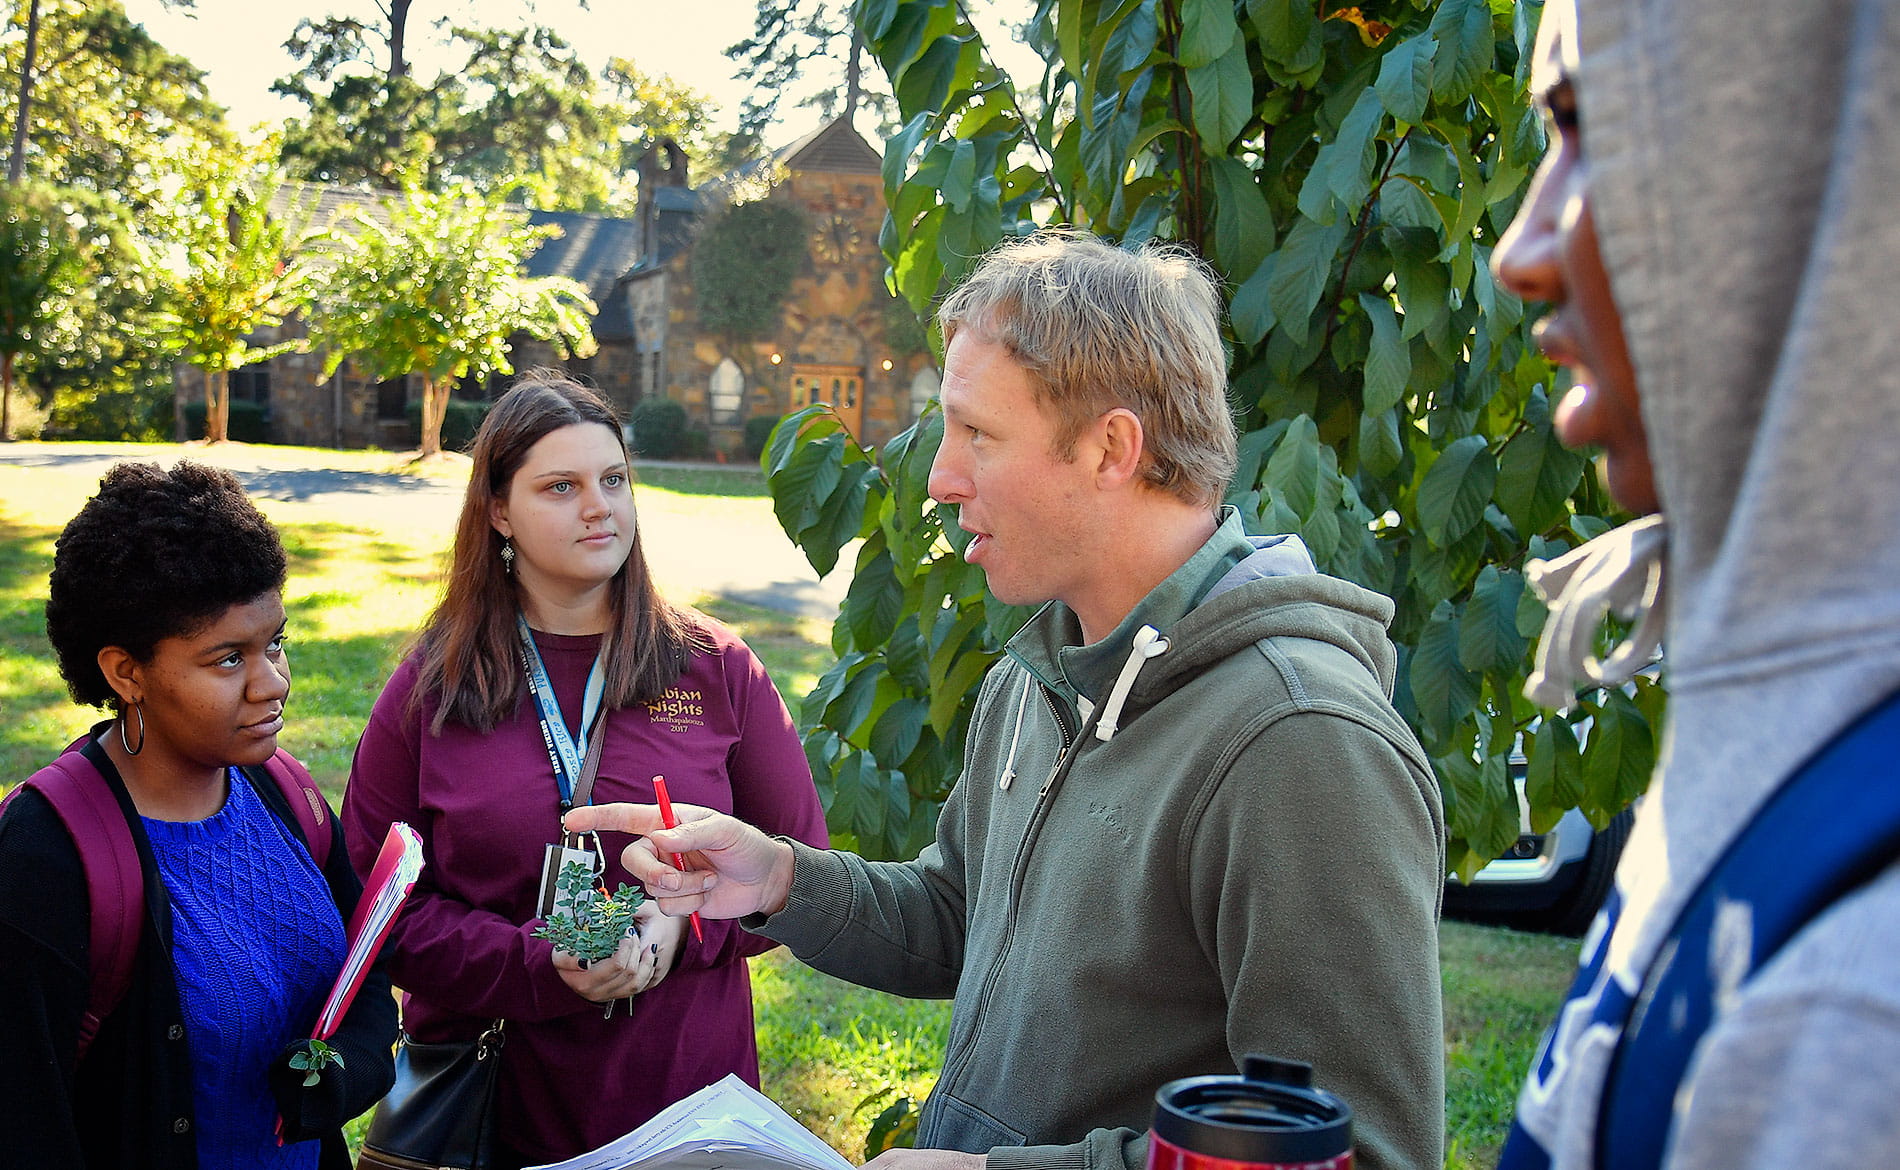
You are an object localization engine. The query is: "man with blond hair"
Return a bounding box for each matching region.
[571,229,1446,1170]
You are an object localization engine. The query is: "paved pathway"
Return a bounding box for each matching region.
[0,443,847,620]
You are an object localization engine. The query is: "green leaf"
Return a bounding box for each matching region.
[1525,716,1583,833]
[1229,254,1278,346]
[1186,37,1253,152]
[1458,564,1527,672]
[868,697,929,767]
[1378,177,1446,233]
[1358,405,1404,478]
[1496,421,1587,538]
[1247,0,1323,80]
[1358,293,1410,415]
[1411,606,1480,744]
[930,649,995,737]
[1417,434,1497,544]
[942,139,977,212]
[1208,158,1274,277]
[844,545,905,650]
[1266,216,1349,346]
[1581,689,1656,825]
[1329,88,1387,209]
[1428,0,1495,104]
[1264,414,1322,518]
[1375,34,1436,124]
[896,36,966,119]
[1177,0,1240,68]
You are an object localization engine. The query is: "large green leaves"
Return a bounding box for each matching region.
[765,402,1025,860]
[776,0,1667,875]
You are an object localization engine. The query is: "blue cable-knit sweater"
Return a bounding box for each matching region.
[144,769,346,1170]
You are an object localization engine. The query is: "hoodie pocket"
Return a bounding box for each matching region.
[922,1092,1029,1151]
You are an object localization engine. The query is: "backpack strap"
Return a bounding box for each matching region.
[252,747,331,870]
[1596,688,1900,1168]
[1,748,144,1062]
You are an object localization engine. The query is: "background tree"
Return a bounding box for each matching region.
[274,13,737,208]
[726,0,895,137]
[0,0,226,205]
[149,141,319,443]
[765,0,1660,874]
[0,180,79,437]
[693,198,809,345]
[304,179,598,458]
[0,0,223,437]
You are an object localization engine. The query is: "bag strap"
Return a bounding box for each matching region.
[249,747,331,869]
[1597,687,1900,1168]
[1,747,143,1062]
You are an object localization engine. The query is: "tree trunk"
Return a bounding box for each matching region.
[206,367,228,442]
[844,25,862,124]
[387,0,411,79]
[8,0,41,184]
[1,350,14,441]
[420,373,445,458]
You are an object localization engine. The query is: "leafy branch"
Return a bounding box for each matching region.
[533,861,645,962]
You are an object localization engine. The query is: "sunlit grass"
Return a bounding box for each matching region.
[1441,919,1578,1167]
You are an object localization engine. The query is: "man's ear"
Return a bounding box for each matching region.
[96,646,142,708]
[1095,408,1146,489]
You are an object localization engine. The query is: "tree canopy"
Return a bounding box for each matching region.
[274,10,737,213]
[763,0,1661,875]
[304,179,598,458]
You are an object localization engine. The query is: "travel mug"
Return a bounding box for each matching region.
[1145,1055,1353,1170]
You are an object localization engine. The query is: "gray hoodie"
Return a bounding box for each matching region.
[1507,1,1900,1166]
[758,510,1445,1170]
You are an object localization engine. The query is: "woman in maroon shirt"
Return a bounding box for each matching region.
[342,371,828,1168]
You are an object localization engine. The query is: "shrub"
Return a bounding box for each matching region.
[630,397,689,459]
[742,413,781,462]
[183,399,268,443]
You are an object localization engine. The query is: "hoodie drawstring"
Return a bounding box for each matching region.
[1096,625,1170,742]
[999,670,1035,790]
[1523,515,1668,712]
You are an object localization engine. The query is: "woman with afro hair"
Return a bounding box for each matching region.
[0,460,397,1169]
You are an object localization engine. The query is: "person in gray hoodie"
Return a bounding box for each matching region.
[569,229,1446,1170]
[1490,0,1900,1167]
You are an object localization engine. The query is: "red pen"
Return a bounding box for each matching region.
[650,775,704,943]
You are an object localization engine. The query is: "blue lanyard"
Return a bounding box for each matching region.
[516,615,607,810]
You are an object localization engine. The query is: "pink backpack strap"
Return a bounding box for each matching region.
[3,749,144,1061]
[259,747,331,870]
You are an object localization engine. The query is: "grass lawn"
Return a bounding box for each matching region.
[0,442,1576,1169]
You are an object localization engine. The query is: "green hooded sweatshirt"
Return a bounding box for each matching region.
[757,511,1445,1170]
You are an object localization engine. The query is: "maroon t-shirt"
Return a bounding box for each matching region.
[342,619,829,1164]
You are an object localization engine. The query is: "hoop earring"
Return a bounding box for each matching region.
[119,702,145,756]
[500,539,516,574]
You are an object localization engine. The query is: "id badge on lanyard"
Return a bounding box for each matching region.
[518,616,610,917]
[536,829,605,920]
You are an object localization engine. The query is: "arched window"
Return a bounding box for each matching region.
[909,367,940,420]
[709,358,744,425]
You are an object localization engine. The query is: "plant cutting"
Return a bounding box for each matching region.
[533,860,644,963]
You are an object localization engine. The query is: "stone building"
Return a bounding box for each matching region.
[622,115,940,454]
[188,116,939,457]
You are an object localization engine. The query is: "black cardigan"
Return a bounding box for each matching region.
[0,735,398,1169]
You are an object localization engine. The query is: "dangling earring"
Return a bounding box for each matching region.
[119,702,145,756]
[500,538,515,574]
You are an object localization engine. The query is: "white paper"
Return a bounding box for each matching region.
[525,1074,857,1170]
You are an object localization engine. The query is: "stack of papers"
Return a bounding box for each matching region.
[527,1074,857,1170]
